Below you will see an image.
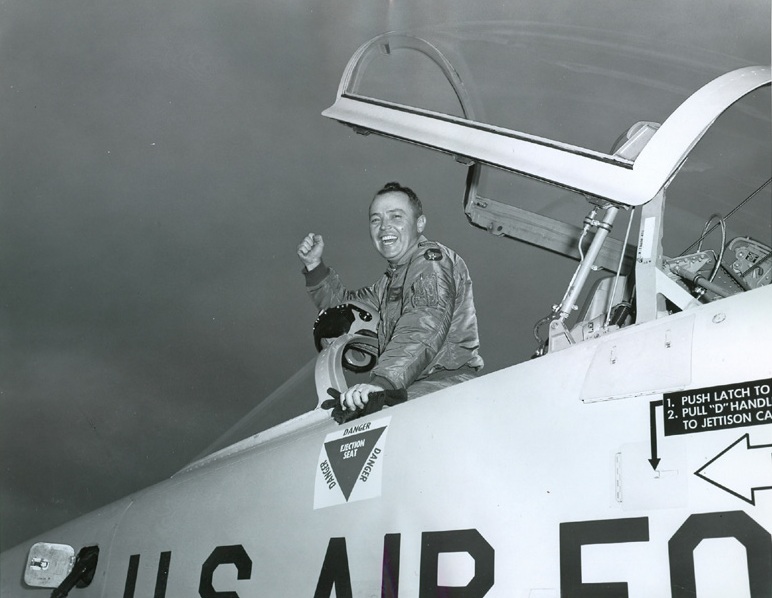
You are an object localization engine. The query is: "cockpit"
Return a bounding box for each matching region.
[190,26,770,465]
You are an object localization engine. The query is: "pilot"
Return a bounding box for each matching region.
[297,181,484,412]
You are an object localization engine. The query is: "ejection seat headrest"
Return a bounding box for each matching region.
[313,301,379,373]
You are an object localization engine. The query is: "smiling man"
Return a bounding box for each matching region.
[298,182,484,412]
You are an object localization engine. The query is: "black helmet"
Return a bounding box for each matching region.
[313,301,379,373]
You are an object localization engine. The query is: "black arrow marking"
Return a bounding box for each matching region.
[695,433,772,505]
[649,400,663,470]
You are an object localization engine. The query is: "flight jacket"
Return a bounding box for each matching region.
[304,236,484,391]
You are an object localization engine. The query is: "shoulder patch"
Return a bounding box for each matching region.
[424,248,443,261]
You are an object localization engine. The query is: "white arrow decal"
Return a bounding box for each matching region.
[695,434,772,505]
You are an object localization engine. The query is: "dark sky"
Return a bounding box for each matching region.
[1,0,770,550]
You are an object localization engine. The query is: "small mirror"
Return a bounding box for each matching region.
[24,542,75,588]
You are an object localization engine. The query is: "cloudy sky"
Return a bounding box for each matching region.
[1,0,770,550]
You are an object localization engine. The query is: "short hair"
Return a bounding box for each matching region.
[373,182,423,218]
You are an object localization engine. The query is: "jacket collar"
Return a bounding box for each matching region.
[386,235,428,275]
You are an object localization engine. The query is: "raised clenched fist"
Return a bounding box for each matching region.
[297,233,324,271]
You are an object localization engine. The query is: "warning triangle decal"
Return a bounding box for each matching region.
[324,427,386,501]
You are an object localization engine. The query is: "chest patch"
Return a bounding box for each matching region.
[412,274,439,307]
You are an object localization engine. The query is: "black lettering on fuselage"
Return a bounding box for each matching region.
[669,511,772,598]
[382,533,401,598]
[122,551,171,598]
[123,554,140,598]
[419,529,494,597]
[314,537,352,598]
[116,511,771,596]
[198,545,252,598]
[560,517,649,597]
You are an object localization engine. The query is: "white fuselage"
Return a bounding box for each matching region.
[2,285,770,597]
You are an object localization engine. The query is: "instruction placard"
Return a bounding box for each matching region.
[663,378,772,436]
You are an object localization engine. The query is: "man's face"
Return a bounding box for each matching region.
[369,191,426,265]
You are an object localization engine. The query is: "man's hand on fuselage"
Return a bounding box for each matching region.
[340,383,385,411]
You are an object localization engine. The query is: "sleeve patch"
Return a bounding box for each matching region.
[411,274,439,307]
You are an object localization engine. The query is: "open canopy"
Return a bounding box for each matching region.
[323,29,770,208]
